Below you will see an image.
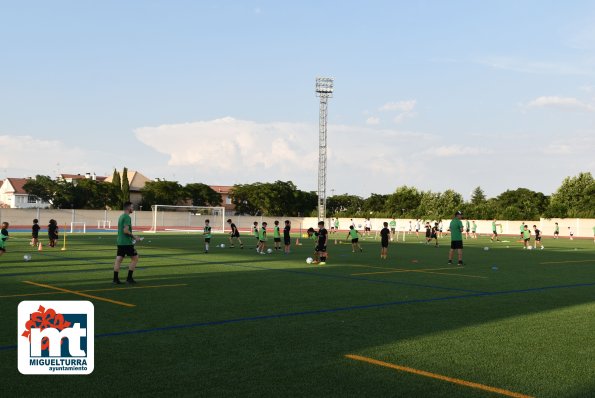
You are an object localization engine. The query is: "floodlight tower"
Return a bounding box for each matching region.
[315,77,334,222]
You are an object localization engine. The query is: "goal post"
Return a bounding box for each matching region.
[70,221,87,233]
[148,205,226,233]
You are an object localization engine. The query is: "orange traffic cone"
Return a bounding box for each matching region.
[38,242,43,251]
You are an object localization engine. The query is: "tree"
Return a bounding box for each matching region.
[385,186,422,217]
[230,181,316,216]
[495,188,548,220]
[140,180,185,206]
[121,167,130,205]
[184,183,222,206]
[363,194,390,216]
[111,168,122,201]
[546,172,595,218]
[326,194,364,216]
[23,175,59,204]
[435,189,464,219]
[470,186,486,205]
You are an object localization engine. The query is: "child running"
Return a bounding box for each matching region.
[227,219,243,249]
[48,219,59,248]
[347,225,362,252]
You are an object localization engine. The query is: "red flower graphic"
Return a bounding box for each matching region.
[21,305,72,350]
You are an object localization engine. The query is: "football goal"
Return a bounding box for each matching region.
[148,205,226,233]
[69,221,87,233]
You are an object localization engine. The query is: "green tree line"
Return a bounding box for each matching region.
[22,171,594,219]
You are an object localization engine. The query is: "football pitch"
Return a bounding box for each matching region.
[1,232,594,397]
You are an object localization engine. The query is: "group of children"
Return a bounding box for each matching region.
[0,219,60,256]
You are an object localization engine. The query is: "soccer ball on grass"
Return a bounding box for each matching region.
[23,254,32,262]
[306,257,313,264]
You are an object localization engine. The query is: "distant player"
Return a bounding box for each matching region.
[522,225,531,249]
[31,219,40,247]
[430,222,439,247]
[48,219,59,248]
[554,222,559,239]
[424,222,432,244]
[533,225,544,249]
[448,211,464,266]
[347,225,362,253]
[203,219,212,253]
[257,222,268,254]
[333,218,340,244]
[0,222,9,257]
[273,220,281,251]
[465,219,470,239]
[415,219,421,238]
[253,221,259,248]
[568,226,574,240]
[408,220,412,235]
[389,218,397,241]
[380,222,390,259]
[490,219,500,242]
[471,221,477,239]
[113,202,139,285]
[227,219,243,249]
[311,221,328,265]
[364,218,371,237]
[283,220,291,254]
[519,222,525,241]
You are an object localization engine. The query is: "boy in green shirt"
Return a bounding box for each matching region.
[471,221,477,239]
[347,225,363,253]
[113,202,139,285]
[389,218,397,241]
[522,225,531,249]
[257,222,267,254]
[203,219,212,253]
[490,219,500,242]
[448,211,464,266]
[273,220,281,251]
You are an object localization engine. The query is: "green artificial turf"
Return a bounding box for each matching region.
[1,231,594,397]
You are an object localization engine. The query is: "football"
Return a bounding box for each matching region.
[306,257,313,264]
[23,254,32,262]
[267,248,272,254]
[220,243,225,248]
[483,247,489,251]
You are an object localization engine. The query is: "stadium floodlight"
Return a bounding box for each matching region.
[315,76,334,222]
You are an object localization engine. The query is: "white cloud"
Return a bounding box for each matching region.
[366,116,380,125]
[379,100,417,112]
[526,96,595,111]
[420,145,493,157]
[0,135,105,177]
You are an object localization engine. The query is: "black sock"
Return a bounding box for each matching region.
[127,270,134,280]
[113,271,119,281]
[321,256,326,262]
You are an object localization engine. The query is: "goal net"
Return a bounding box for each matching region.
[148,205,226,233]
[70,221,87,233]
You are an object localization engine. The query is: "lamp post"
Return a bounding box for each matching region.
[315,76,334,222]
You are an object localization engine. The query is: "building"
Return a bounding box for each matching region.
[210,185,235,214]
[104,170,151,206]
[0,178,50,209]
[58,173,108,183]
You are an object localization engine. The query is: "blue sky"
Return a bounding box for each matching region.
[1,1,594,199]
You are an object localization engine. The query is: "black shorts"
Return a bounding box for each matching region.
[524,238,530,242]
[381,240,389,248]
[117,245,138,257]
[32,233,39,238]
[231,232,240,238]
[351,238,359,243]
[450,240,463,249]
[554,231,559,235]
[205,238,211,243]
[259,240,266,244]
[390,228,395,233]
[274,237,281,243]
[49,234,58,240]
[284,237,291,245]
[492,230,498,236]
[466,229,470,233]
[0,247,5,252]
[536,237,542,241]
[364,227,371,232]
[425,231,431,238]
[315,245,327,252]
[431,234,437,239]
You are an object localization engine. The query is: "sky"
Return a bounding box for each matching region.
[1,0,594,199]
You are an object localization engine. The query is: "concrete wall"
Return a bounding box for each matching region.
[0,208,593,237]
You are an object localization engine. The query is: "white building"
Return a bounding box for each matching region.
[0,178,50,209]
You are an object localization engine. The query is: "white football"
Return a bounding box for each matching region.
[483,247,489,251]
[527,246,533,250]
[306,257,313,264]
[267,248,272,253]
[23,254,32,262]
[220,243,225,248]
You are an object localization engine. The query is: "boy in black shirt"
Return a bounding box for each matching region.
[227,219,243,249]
[380,221,390,259]
[283,220,291,254]
[312,221,328,265]
[31,219,40,247]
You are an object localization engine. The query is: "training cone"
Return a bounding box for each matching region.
[38,242,42,251]
[295,237,301,246]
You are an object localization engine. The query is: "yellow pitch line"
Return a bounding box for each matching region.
[345,354,534,398]
[540,260,594,265]
[23,281,136,307]
[2,283,187,299]
[352,267,461,276]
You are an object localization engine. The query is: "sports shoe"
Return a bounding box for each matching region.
[126,279,137,285]
[112,279,122,285]
[458,261,464,266]
[447,260,453,265]
[319,262,326,265]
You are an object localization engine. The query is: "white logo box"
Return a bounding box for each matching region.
[18,301,94,375]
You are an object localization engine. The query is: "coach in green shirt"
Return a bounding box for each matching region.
[448,211,464,266]
[113,201,139,285]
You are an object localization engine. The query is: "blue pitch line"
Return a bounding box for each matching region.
[1,280,594,352]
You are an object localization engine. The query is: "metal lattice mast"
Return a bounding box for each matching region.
[315,77,334,222]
